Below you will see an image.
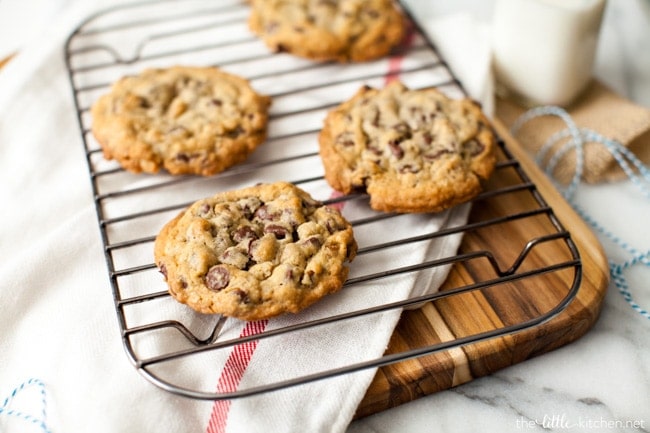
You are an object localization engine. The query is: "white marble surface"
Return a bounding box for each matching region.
[0,1,648,432]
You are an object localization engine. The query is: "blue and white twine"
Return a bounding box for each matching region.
[0,378,52,433]
[511,105,650,320]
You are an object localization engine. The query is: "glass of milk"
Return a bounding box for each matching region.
[492,0,607,107]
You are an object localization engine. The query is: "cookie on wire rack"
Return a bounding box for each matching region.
[91,66,271,176]
[154,182,358,321]
[318,81,497,213]
[248,0,406,63]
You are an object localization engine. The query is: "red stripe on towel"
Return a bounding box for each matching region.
[327,190,346,212]
[384,21,415,85]
[206,320,268,433]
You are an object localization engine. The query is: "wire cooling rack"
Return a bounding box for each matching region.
[64,0,582,401]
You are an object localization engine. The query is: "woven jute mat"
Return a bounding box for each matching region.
[496,79,650,184]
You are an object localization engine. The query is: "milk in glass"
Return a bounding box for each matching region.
[492,0,606,107]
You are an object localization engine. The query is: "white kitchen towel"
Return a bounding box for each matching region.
[0,2,491,432]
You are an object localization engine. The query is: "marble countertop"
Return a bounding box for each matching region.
[0,1,647,432]
[350,1,650,432]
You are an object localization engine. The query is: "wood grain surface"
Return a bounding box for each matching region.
[355,119,610,418]
[0,54,13,70]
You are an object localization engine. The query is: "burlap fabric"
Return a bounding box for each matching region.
[497,79,650,184]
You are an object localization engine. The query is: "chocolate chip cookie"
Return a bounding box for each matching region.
[248,0,406,62]
[91,66,271,176]
[154,182,357,320]
[318,81,497,213]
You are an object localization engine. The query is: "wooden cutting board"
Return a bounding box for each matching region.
[355,119,610,418]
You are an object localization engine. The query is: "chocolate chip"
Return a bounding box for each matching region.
[205,265,230,291]
[158,263,168,279]
[238,198,260,219]
[336,132,355,147]
[247,239,256,260]
[175,153,191,163]
[303,236,322,248]
[389,140,404,159]
[302,270,315,285]
[264,224,290,239]
[254,205,272,221]
[424,148,453,161]
[175,152,201,163]
[325,218,344,234]
[233,289,250,303]
[198,202,212,216]
[136,96,151,108]
[226,126,244,138]
[399,164,419,174]
[233,225,258,243]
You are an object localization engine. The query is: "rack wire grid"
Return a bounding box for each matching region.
[64,0,581,400]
